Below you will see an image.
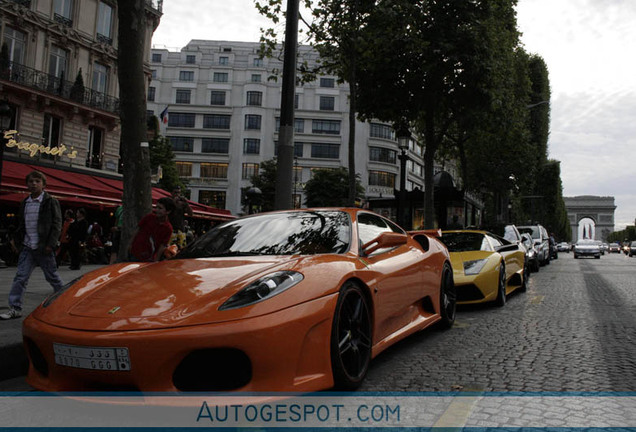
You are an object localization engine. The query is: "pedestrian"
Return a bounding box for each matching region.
[56,209,74,266]
[109,200,124,264]
[128,197,175,262]
[67,208,88,270]
[0,171,64,320]
[169,187,193,249]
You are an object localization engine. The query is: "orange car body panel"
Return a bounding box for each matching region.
[23,208,451,392]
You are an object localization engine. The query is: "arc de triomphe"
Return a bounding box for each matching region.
[564,196,616,242]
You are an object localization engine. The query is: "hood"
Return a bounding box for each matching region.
[33,257,306,331]
[449,250,493,275]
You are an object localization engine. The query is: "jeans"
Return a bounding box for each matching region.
[8,248,64,310]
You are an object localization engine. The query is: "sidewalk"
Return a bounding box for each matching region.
[0,264,105,381]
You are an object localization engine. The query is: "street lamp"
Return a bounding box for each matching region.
[396,126,411,228]
[0,100,12,269]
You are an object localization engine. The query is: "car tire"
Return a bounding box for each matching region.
[574,254,578,259]
[494,264,506,308]
[330,281,372,390]
[437,262,456,329]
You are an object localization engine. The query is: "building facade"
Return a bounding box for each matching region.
[0,0,161,175]
[148,40,469,225]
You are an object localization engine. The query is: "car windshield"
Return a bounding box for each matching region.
[576,240,597,245]
[440,232,488,252]
[177,211,351,258]
[518,226,540,239]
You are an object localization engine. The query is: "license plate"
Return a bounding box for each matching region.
[53,343,131,371]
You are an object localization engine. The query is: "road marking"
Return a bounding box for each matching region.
[433,383,485,428]
[531,295,544,304]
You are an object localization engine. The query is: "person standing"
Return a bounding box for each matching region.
[169,187,193,249]
[128,197,175,262]
[1,171,64,320]
[109,200,124,264]
[67,208,88,270]
[56,209,74,266]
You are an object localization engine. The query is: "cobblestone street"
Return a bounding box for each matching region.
[361,252,636,392]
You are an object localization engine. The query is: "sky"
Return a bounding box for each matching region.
[152,0,636,231]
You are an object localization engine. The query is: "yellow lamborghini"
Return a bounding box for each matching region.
[439,230,528,307]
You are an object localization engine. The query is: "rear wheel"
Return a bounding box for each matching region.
[438,263,456,329]
[494,264,506,307]
[330,281,372,390]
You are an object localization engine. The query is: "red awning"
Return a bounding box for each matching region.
[0,160,235,221]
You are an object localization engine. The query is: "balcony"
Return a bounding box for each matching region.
[10,0,31,7]
[0,62,119,114]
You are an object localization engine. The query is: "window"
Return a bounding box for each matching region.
[370,123,395,140]
[202,138,229,154]
[369,147,397,164]
[357,213,404,255]
[311,143,339,159]
[274,141,304,157]
[169,136,194,152]
[3,28,26,64]
[151,53,162,63]
[213,72,229,82]
[186,55,196,64]
[210,91,226,105]
[86,126,103,169]
[320,77,335,88]
[168,113,196,128]
[243,138,260,154]
[219,56,229,65]
[312,119,340,135]
[147,86,155,102]
[42,114,62,160]
[200,163,228,179]
[251,74,261,83]
[294,118,304,133]
[295,94,299,109]
[92,62,108,93]
[203,114,231,129]
[199,190,226,209]
[319,96,335,111]
[175,89,191,104]
[368,170,396,188]
[96,2,113,42]
[245,114,261,130]
[151,69,157,79]
[176,162,192,177]
[48,45,67,79]
[253,58,264,67]
[246,91,262,106]
[53,0,73,25]
[242,163,259,180]
[179,71,194,82]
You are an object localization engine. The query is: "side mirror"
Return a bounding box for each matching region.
[361,232,408,256]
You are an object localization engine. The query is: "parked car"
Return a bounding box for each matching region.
[557,242,571,252]
[22,208,457,392]
[495,224,531,272]
[521,233,540,272]
[629,241,636,257]
[573,239,601,259]
[518,224,550,266]
[440,230,528,307]
[609,243,621,253]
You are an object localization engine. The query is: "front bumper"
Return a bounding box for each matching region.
[23,293,338,393]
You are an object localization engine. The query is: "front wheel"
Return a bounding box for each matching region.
[519,260,529,292]
[330,281,372,390]
[494,264,506,307]
[438,263,456,329]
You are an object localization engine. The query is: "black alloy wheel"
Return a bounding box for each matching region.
[330,281,372,390]
[494,264,507,307]
[438,262,456,329]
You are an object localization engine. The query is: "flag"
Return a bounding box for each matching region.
[159,106,169,124]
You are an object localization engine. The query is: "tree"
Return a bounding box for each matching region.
[243,159,278,213]
[356,0,523,228]
[116,0,153,260]
[304,167,364,207]
[256,0,374,207]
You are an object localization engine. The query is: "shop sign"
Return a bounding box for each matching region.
[3,130,78,159]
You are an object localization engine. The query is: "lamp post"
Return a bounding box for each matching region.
[0,100,13,269]
[396,128,411,228]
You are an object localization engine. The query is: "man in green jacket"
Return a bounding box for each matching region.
[0,171,65,320]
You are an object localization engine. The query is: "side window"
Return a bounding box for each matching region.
[357,213,403,256]
[487,235,503,249]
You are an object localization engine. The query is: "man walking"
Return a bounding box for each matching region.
[0,171,65,320]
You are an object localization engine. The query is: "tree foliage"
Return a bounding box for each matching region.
[243,158,278,213]
[304,167,364,207]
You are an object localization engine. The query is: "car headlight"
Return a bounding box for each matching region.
[463,259,488,275]
[219,271,304,311]
[527,250,535,258]
[42,276,83,308]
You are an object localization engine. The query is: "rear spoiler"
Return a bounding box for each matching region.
[408,229,442,238]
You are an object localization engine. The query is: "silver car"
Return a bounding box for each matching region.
[518,224,550,266]
[573,239,601,259]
